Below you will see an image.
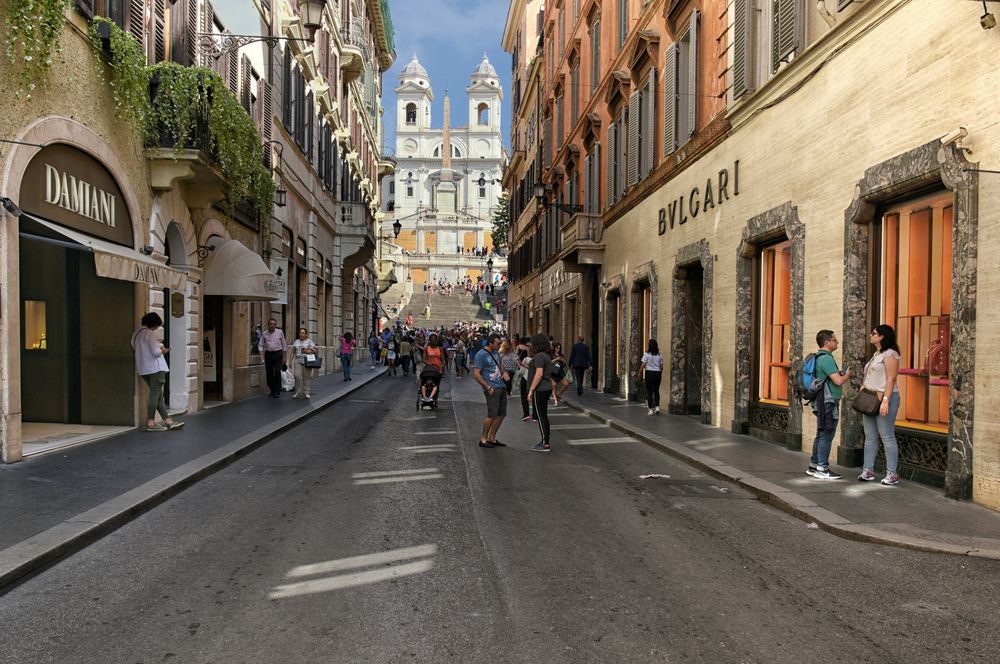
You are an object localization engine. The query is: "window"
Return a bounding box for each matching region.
[559,9,566,60]
[477,103,489,125]
[758,240,792,404]
[405,103,417,124]
[877,192,953,432]
[570,61,580,127]
[732,0,803,98]
[607,109,625,205]
[617,0,628,50]
[664,11,698,155]
[556,92,564,150]
[590,19,601,96]
[24,300,46,350]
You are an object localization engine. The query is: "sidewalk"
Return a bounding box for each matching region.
[563,389,1000,560]
[0,365,386,590]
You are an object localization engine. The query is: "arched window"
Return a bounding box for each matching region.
[477,102,489,125]
[405,103,417,125]
[478,173,487,198]
[433,147,440,157]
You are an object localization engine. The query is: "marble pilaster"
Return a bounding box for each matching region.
[669,240,714,424]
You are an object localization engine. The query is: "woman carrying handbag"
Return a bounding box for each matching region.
[858,324,901,485]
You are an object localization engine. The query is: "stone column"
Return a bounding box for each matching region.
[0,213,23,463]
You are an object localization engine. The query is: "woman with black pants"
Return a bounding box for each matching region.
[640,339,663,415]
[527,334,554,452]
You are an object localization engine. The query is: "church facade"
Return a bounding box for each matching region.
[382,55,508,286]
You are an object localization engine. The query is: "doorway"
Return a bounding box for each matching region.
[682,263,705,415]
[202,295,224,401]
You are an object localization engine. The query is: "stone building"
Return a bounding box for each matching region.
[382,54,507,289]
[504,0,1000,511]
[0,0,394,462]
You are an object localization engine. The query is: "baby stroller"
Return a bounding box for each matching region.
[416,366,442,411]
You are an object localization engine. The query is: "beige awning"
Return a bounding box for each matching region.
[25,215,186,291]
[203,239,278,301]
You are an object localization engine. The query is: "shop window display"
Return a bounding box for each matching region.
[879,192,953,432]
[24,300,46,350]
[758,240,791,404]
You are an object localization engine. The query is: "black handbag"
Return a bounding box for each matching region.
[851,388,882,416]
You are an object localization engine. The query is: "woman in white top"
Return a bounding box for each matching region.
[859,324,901,485]
[290,327,318,399]
[639,339,664,415]
[131,312,183,431]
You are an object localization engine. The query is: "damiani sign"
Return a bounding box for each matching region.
[657,160,741,235]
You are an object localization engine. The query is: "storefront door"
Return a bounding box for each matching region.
[203,295,224,401]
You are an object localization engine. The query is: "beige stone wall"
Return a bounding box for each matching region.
[601,0,1000,509]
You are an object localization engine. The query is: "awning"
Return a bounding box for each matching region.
[203,239,278,301]
[376,301,392,319]
[23,215,186,291]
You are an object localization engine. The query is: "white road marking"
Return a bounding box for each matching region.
[413,430,456,435]
[567,437,636,445]
[286,544,438,578]
[353,474,444,485]
[610,404,644,408]
[352,467,439,478]
[270,560,434,599]
[548,413,585,418]
[551,424,609,430]
[399,444,456,450]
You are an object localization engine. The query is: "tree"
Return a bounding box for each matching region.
[490,191,511,253]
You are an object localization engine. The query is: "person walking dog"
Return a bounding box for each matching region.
[131,312,184,431]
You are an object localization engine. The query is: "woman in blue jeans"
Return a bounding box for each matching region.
[859,324,901,486]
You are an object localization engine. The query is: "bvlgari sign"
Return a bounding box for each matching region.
[657,160,741,235]
[20,143,133,247]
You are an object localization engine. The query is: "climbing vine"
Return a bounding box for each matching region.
[147,62,274,221]
[3,0,68,100]
[88,17,150,127]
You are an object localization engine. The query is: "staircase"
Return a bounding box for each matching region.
[398,291,493,328]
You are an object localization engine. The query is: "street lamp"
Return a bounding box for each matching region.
[534,180,583,215]
[298,0,326,39]
[392,218,402,238]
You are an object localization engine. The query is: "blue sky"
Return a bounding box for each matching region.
[212,0,512,153]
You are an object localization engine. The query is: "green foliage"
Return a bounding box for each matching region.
[88,17,151,127]
[3,0,68,100]
[147,62,274,222]
[490,191,511,252]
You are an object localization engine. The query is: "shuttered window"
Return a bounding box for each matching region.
[590,19,600,96]
[606,125,617,208]
[617,0,628,50]
[571,62,580,127]
[732,0,753,99]
[282,48,292,130]
[773,0,803,71]
[664,11,699,152]
[556,93,564,150]
[259,80,273,168]
[240,55,252,114]
[687,11,699,140]
[152,0,166,62]
[544,116,553,168]
[559,9,565,60]
[643,69,656,178]
[664,44,678,155]
[626,92,639,187]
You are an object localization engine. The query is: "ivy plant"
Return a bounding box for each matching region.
[147,62,274,222]
[3,0,68,100]
[88,17,150,127]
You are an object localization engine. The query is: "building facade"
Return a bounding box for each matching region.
[505,0,1000,511]
[0,0,394,463]
[382,54,507,288]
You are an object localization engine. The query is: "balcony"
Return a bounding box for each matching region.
[338,202,376,272]
[558,213,604,272]
[340,18,370,84]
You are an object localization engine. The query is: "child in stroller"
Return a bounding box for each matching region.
[417,366,441,410]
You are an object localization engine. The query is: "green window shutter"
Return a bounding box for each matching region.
[732,0,753,98]
[663,43,678,155]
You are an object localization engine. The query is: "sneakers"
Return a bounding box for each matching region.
[647,408,655,415]
[654,406,660,414]
[530,442,551,453]
[521,415,532,421]
[806,464,818,477]
[881,471,900,486]
[811,467,842,480]
[858,469,877,482]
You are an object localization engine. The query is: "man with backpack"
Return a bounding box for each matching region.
[804,330,852,479]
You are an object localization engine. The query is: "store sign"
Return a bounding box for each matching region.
[267,258,289,305]
[20,143,133,247]
[657,160,741,235]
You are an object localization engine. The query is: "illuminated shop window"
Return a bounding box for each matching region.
[24,300,47,350]
[758,240,791,404]
[879,192,953,432]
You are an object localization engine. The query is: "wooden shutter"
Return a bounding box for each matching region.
[281,48,292,129]
[260,80,273,168]
[583,153,592,212]
[626,91,639,187]
[688,10,699,139]
[202,0,215,68]
[227,48,239,96]
[592,143,600,212]
[644,69,656,178]
[306,92,314,163]
[590,20,600,95]
[732,0,753,98]
[663,43,678,155]
[153,0,167,63]
[126,0,145,48]
[606,126,616,207]
[775,0,803,66]
[75,0,94,20]
[183,0,199,66]
[771,0,781,73]
[240,55,252,114]
[544,117,552,168]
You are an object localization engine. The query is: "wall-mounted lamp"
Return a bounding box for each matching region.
[274,186,288,207]
[533,180,582,215]
[140,245,155,256]
[1,196,22,217]
[196,244,216,268]
[982,1,997,29]
[940,126,968,147]
[392,218,402,237]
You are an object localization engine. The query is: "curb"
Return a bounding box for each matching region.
[0,369,387,593]
[563,400,1000,560]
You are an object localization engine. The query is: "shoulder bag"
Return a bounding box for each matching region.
[851,351,882,415]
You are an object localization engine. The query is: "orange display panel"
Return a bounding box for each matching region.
[880,192,952,432]
[758,241,791,405]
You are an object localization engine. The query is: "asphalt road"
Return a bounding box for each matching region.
[2,374,998,664]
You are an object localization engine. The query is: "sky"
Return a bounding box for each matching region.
[211,0,513,154]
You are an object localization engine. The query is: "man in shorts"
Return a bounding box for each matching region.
[472,332,509,449]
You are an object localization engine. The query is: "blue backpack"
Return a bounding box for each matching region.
[791,352,827,404]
